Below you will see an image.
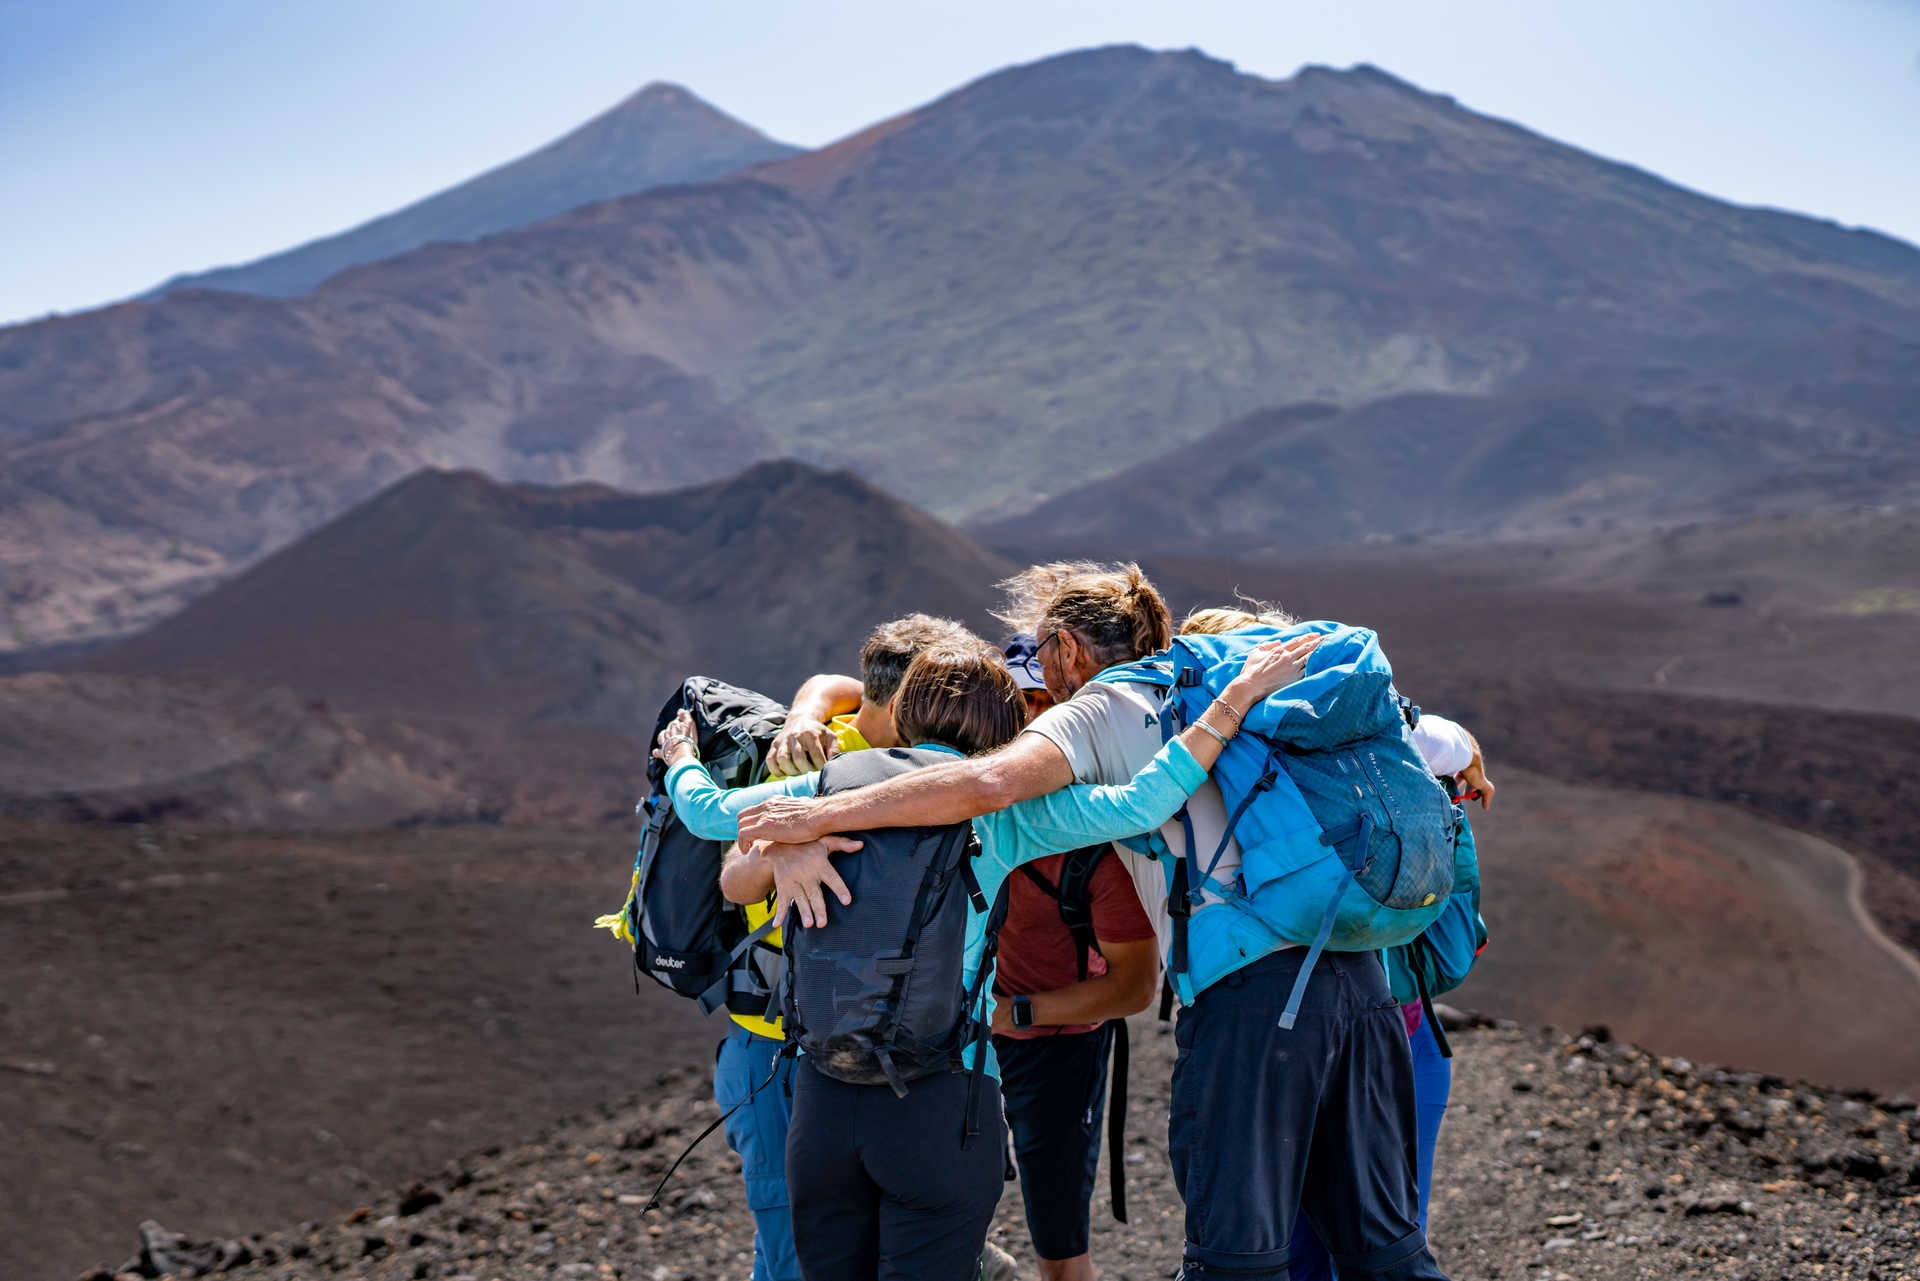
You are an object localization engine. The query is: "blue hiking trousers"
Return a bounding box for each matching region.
[714,1025,801,1281]
[1286,1005,1454,1280]
[1168,949,1449,1281]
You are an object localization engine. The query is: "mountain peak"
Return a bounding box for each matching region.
[145,83,797,302]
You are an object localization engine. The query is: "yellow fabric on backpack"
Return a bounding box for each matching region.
[731,714,871,1040]
[593,713,874,1043]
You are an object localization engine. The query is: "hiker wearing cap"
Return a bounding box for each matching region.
[735,564,1454,1281]
[656,636,1315,1281]
[991,633,1160,1281]
[708,613,975,1281]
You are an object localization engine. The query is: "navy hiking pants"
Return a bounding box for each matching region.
[1168,949,1449,1281]
[786,1057,1007,1281]
[1286,1005,1455,1280]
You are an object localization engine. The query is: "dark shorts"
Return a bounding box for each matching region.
[994,1024,1113,1260]
[1169,949,1449,1281]
[786,1058,1006,1281]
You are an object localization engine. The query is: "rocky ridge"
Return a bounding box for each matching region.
[84,1017,1920,1281]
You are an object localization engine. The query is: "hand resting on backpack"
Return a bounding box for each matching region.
[720,835,864,930]
[652,709,700,768]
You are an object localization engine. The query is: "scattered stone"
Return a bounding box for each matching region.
[116,1221,253,1277]
[397,1182,442,1216]
[1682,1198,1756,1218]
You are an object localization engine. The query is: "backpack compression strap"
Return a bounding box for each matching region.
[695,913,781,1016]
[958,862,1012,1150]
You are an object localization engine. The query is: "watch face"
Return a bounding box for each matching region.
[1013,996,1032,1028]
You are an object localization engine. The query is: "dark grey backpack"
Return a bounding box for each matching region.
[782,748,1007,1139]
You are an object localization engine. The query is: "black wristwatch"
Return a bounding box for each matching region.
[1011,994,1034,1030]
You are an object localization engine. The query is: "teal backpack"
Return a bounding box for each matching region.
[1382,815,1487,1056]
[1099,623,1462,1027]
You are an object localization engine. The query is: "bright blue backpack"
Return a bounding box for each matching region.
[1382,815,1487,1055]
[1099,622,1462,1027]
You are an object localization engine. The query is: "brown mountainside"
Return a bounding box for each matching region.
[66,461,1012,821]
[6,46,1920,654]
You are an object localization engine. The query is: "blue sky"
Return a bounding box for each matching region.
[2,0,1917,326]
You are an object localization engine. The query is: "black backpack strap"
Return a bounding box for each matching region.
[1416,968,1453,1059]
[1106,1017,1129,1223]
[1156,973,1175,1022]
[1053,846,1108,983]
[641,1040,794,1213]
[961,875,1013,1149]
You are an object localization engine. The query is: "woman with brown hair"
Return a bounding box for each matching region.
[655,634,1314,1280]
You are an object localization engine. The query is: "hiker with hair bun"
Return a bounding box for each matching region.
[992,633,1160,1281]
[656,635,1316,1281]
[737,563,1455,1281]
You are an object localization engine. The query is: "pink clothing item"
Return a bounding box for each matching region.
[1401,1001,1425,1038]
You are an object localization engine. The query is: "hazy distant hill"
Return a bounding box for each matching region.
[147,83,799,300]
[7,45,1920,654]
[71,461,1013,819]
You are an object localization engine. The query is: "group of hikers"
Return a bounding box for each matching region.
[599,561,1494,1281]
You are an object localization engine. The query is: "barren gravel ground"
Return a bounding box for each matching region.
[92,1017,1920,1281]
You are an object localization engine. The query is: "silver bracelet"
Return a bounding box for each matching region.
[1211,698,1244,726]
[1193,718,1231,748]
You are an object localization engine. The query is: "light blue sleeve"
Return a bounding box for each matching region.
[664,760,820,841]
[986,739,1207,868]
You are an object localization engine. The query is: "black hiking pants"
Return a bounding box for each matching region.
[1168,948,1449,1281]
[786,1058,1006,1281]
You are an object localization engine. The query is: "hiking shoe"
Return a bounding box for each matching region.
[979,1240,1021,1281]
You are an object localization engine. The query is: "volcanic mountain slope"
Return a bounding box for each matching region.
[0,181,833,652]
[9,45,1920,653]
[977,373,1920,556]
[80,1021,1920,1281]
[66,460,1012,821]
[148,84,799,300]
[729,47,1920,518]
[0,673,466,826]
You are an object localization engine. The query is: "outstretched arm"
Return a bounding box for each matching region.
[739,730,1078,845]
[653,710,819,841]
[768,673,864,776]
[739,633,1320,848]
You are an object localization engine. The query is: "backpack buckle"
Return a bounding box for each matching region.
[1177,668,1202,687]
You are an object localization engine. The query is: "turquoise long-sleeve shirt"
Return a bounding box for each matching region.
[664,737,1206,1079]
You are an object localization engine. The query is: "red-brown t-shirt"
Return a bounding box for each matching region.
[994,849,1157,1040]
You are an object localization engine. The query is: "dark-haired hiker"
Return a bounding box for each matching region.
[656,638,1312,1280]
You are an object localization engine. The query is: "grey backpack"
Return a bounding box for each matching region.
[781,748,1007,1142]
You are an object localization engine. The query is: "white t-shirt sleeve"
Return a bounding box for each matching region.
[1411,714,1476,778]
[1023,683,1135,785]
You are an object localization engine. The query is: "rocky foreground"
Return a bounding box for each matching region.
[88,1016,1920,1281]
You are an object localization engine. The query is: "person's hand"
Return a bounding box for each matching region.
[738,794,831,845]
[1458,746,1494,811]
[651,709,699,767]
[768,715,840,777]
[1220,634,1323,713]
[763,836,863,928]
